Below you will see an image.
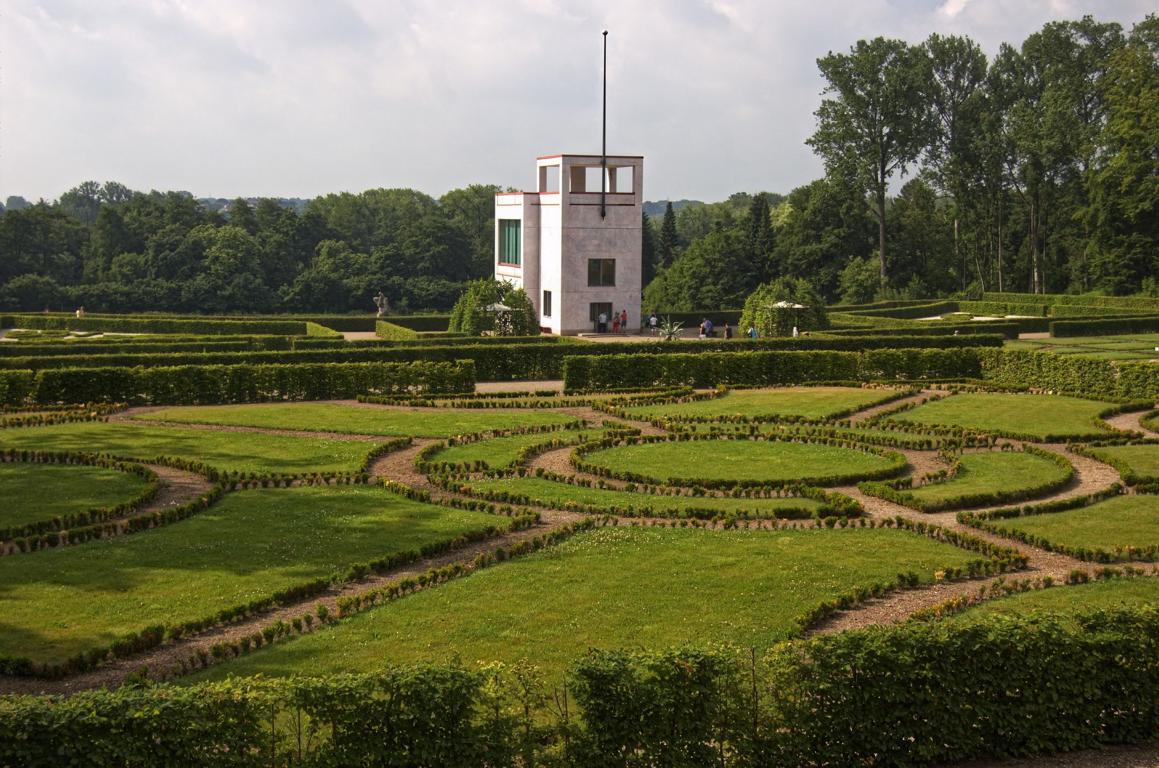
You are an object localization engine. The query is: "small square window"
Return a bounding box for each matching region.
[587,258,615,287]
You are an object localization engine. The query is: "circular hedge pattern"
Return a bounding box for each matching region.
[577,438,905,488]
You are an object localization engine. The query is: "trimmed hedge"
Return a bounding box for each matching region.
[979,348,1159,402]
[984,291,1159,312]
[1050,315,1159,337]
[564,348,986,390]
[2,608,1156,767]
[374,320,420,340]
[1,314,314,336]
[29,360,475,405]
[822,321,1022,339]
[840,300,960,319]
[0,334,1004,379]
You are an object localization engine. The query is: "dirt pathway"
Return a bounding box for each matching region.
[1,462,214,556]
[848,388,940,424]
[1105,409,1159,440]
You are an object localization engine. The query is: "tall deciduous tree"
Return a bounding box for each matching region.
[809,37,933,288]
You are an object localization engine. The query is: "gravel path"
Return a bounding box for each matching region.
[848,388,940,424]
[1105,409,1159,439]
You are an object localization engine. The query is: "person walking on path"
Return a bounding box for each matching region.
[649,312,659,335]
[620,308,628,332]
[724,322,733,339]
[598,311,607,333]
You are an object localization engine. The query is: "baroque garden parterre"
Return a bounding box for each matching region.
[0,305,1156,766]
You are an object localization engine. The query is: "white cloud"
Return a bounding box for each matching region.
[0,0,1153,203]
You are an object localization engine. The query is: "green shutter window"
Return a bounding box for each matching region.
[499,220,521,265]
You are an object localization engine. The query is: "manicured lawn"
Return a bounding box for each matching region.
[1089,444,1159,481]
[623,387,901,422]
[0,485,507,665]
[886,392,1116,439]
[0,463,151,531]
[581,439,902,486]
[904,450,1072,507]
[995,494,1159,553]
[196,526,979,682]
[428,428,606,470]
[137,403,576,438]
[462,476,826,517]
[952,577,1159,623]
[0,422,384,475]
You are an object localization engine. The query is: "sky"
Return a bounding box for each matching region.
[1,0,1153,204]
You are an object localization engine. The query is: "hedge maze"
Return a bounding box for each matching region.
[0,302,1156,766]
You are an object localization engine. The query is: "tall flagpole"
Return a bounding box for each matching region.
[600,30,608,220]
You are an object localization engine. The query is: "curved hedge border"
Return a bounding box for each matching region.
[957,486,1159,563]
[1073,439,1159,491]
[434,470,860,521]
[859,445,1076,513]
[0,452,160,544]
[413,422,592,473]
[0,403,123,429]
[571,433,908,490]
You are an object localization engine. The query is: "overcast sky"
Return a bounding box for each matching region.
[1,0,1153,205]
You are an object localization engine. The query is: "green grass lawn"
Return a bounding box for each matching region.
[1089,444,1159,481]
[904,450,1072,507]
[994,494,1159,553]
[195,526,979,683]
[427,428,606,470]
[623,387,901,422]
[886,392,1116,439]
[0,463,151,531]
[0,422,384,475]
[581,439,902,486]
[137,403,576,438]
[461,476,826,517]
[950,577,1159,623]
[0,485,507,665]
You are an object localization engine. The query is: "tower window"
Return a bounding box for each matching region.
[587,258,615,287]
[543,290,552,318]
[498,220,521,266]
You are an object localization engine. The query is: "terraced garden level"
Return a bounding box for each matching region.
[990,494,1159,554]
[195,525,980,683]
[579,438,902,486]
[0,485,508,665]
[459,476,827,517]
[886,392,1117,440]
[0,462,152,532]
[622,386,902,422]
[137,403,577,438]
[0,422,384,475]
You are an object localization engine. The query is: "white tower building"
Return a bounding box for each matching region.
[494,153,643,335]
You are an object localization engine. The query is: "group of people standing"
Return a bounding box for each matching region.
[596,308,630,333]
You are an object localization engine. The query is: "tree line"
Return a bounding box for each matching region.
[645,14,1158,311]
[0,182,498,313]
[1,14,1154,315]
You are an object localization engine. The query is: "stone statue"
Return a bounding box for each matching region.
[373,291,389,317]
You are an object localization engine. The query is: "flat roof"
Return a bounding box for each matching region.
[536,153,644,161]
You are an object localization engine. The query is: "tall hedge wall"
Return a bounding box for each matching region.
[979,349,1159,401]
[983,291,1159,312]
[563,348,984,390]
[25,360,475,405]
[0,334,1004,381]
[1,314,315,336]
[1,607,1154,767]
[1049,315,1159,337]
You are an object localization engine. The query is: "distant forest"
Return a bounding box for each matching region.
[1,14,1155,314]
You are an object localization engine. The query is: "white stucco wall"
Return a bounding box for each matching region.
[496,154,643,336]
